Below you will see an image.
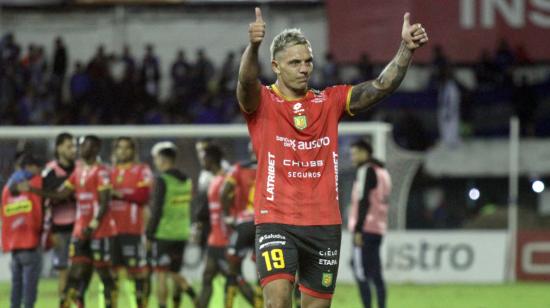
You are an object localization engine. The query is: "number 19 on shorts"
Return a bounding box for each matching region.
[262,248,285,271]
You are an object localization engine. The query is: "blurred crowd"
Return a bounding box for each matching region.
[1,32,548,148]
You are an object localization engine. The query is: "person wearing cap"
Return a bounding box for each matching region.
[1,154,44,308]
[146,142,197,308]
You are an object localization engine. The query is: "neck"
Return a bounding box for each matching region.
[83,157,96,166]
[275,80,307,100]
[58,157,72,167]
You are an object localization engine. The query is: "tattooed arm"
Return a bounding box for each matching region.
[348,12,428,115]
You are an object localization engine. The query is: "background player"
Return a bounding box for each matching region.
[22,135,118,308]
[41,132,76,301]
[196,145,231,308]
[237,7,428,308]
[348,140,391,308]
[110,137,153,308]
[2,154,44,308]
[146,141,197,308]
[220,143,262,308]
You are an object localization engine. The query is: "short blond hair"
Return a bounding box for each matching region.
[270,28,311,60]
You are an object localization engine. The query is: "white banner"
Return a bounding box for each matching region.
[380,231,507,283]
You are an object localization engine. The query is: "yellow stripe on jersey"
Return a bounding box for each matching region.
[345,87,355,116]
[271,84,308,102]
[98,184,112,191]
[137,180,152,188]
[64,180,74,190]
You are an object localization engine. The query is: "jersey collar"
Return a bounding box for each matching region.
[271,84,312,102]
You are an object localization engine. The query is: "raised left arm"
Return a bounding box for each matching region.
[348,12,428,115]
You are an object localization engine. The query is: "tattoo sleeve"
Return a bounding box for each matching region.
[349,41,413,114]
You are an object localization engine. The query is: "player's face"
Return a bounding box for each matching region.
[196,142,208,166]
[80,140,98,161]
[57,139,76,162]
[115,139,135,164]
[153,155,163,171]
[26,164,41,176]
[350,147,369,167]
[272,44,313,92]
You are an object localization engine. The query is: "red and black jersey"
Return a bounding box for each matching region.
[226,161,256,224]
[1,175,43,252]
[207,173,230,247]
[65,163,115,239]
[110,163,152,235]
[244,84,353,226]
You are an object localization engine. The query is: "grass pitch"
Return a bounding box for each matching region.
[0,276,548,308]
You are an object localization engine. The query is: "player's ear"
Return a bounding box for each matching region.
[272,59,280,75]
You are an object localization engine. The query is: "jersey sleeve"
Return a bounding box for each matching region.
[64,170,77,190]
[225,165,240,186]
[327,85,354,119]
[242,85,268,121]
[138,165,153,188]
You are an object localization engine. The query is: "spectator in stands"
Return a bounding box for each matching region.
[474,50,497,89]
[121,44,137,78]
[140,43,161,105]
[513,76,538,136]
[437,66,461,148]
[218,51,237,94]
[428,45,448,88]
[171,49,192,114]
[191,48,215,99]
[69,61,92,121]
[321,52,340,87]
[52,36,68,105]
[494,39,515,73]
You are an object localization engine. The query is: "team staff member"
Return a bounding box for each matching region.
[42,132,77,300]
[110,137,153,308]
[146,142,197,308]
[237,7,428,307]
[220,145,262,308]
[2,155,44,308]
[196,145,231,308]
[348,140,391,308]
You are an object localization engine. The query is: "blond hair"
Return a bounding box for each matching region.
[270,28,311,60]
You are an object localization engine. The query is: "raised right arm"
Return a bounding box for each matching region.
[237,7,265,114]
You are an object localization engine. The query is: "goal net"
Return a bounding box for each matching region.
[0,122,428,285]
[0,122,423,231]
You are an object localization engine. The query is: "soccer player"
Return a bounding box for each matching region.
[196,145,231,308]
[237,7,428,307]
[110,137,153,308]
[146,142,197,308]
[23,135,118,308]
[348,140,391,308]
[42,132,77,301]
[220,143,263,308]
[2,154,44,308]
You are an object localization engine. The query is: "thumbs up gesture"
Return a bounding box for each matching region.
[249,7,266,47]
[402,12,428,50]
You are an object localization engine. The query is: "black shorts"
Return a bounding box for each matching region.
[112,234,147,271]
[52,231,72,270]
[206,245,230,274]
[149,240,186,273]
[69,237,113,267]
[227,221,255,258]
[255,223,341,299]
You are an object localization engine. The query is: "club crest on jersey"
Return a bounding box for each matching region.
[293,115,307,130]
[322,272,333,287]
